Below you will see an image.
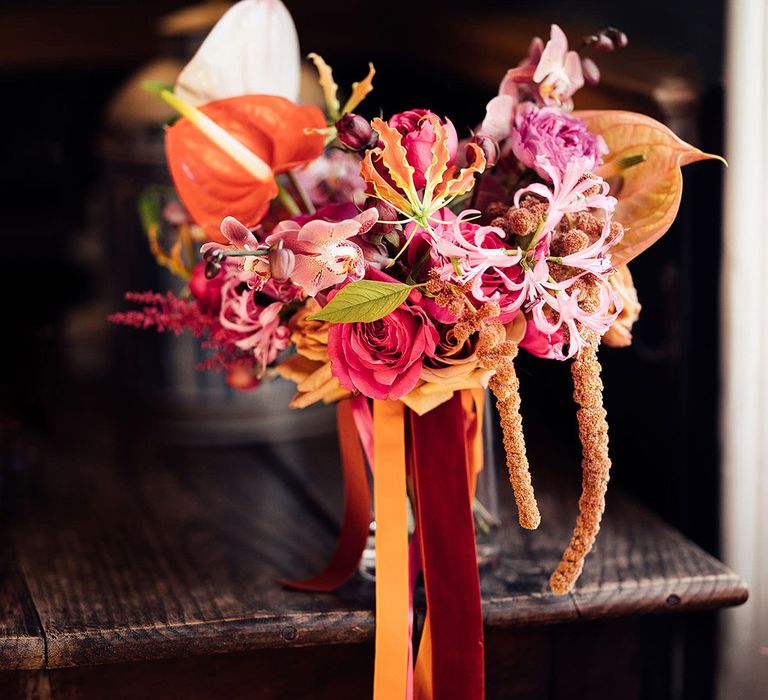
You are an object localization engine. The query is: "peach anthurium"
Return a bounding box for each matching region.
[163,90,326,242]
[361,115,486,230]
[576,110,725,266]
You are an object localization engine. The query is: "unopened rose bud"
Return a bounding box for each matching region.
[336,113,376,151]
[365,197,399,235]
[268,246,296,282]
[220,216,256,246]
[468,134,499,168]
[581,57,601,86]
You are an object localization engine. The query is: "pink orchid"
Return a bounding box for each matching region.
[264,209,378,296]
[218,269,291,371]
[503,25,584,109]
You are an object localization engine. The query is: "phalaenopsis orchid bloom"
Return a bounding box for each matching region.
[264,208,378,296]
[505,24,584,108]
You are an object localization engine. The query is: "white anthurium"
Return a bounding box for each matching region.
[175,0,301,106]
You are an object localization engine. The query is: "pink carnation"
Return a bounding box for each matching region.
[327,294,439,401]
[510,105,607,181]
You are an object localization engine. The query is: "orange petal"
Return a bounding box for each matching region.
[307,53,340,120]
[576,110,724,266]
[421,114,452,201]
[434,142,486,201]
[369,118,418,199]
[166,95,325,241]
[341,62,376,115]
[360,147,413,215]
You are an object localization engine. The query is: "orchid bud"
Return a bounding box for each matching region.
[336,113,376,151]
[268,246,296,282]
[205,259,222,279]
[581,57,601,86]
[605,27,628,49]
[364,197,399,235]
[220,216,257,246]
[468,134,499,168]
[592,33,614,52]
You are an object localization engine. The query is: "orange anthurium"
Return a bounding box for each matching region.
[164,91,326,242]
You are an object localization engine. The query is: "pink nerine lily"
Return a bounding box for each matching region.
[431,211,522,314]
[218,269,291,372]
[265,209,378,296]
[514,156,615,240]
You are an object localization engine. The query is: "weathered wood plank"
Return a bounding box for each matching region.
[5,428,747,670]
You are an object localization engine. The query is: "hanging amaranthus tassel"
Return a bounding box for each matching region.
[475,310,540,531]
[550,331,611,595]
[483,341,541,530]
[425,271,540,530]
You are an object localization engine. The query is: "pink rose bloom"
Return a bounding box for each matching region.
[510,105,607,181]
[328,294,439,401]
[387,109,458,190]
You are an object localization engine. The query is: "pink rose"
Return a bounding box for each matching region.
[387,109,458,190]
[510,105,607,181]
[327,296,439,401]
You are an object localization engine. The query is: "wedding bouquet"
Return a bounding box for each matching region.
[111,2,721,697]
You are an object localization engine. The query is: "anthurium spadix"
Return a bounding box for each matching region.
[160,89,325,242]
[175,0,301,106]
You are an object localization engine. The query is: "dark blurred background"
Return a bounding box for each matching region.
[0,1,726,698]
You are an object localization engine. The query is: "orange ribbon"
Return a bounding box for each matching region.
[279,399,371,592]
[373,400,410,700]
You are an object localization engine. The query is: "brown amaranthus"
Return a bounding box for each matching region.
[482,340,541,530]
[426,272,540,530]
[549,331,611,595]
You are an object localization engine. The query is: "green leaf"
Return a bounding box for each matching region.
[308,281,413,323]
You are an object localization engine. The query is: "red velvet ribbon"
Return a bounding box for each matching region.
[411,393,485,700]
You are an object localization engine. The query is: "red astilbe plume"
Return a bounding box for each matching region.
[109,291,261,387]
[109,291,213,337]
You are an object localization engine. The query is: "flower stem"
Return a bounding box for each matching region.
[277,181,301,217]
[286,170,315,215]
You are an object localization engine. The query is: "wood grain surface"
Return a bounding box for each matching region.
[0,416,747,673]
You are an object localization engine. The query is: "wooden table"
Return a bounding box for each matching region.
[0,416,747,699]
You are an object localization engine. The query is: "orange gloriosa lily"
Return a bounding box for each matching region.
[163,90,326,242]
[361,115,486,229]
